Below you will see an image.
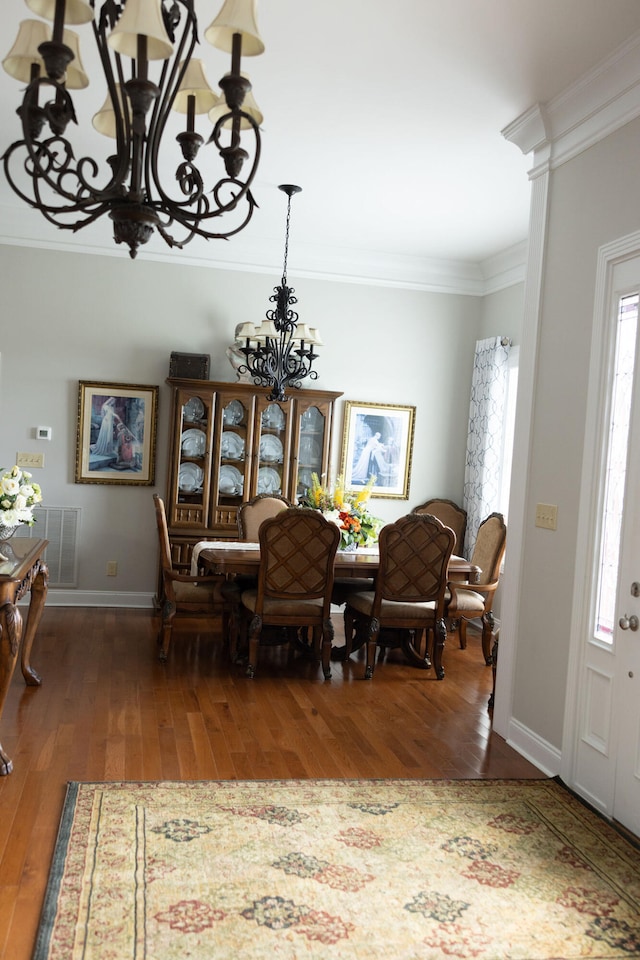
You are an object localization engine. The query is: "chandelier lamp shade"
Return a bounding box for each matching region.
[237,184,321,402]
[1,0,265,259]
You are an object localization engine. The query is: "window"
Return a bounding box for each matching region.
[594,293,638,642]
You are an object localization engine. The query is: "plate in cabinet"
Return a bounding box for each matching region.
[220,464,244,495]
[259,434,283,462]
[261,404,285,430]
[181,428,206,457]
[221,431,245,459]
[183,396,205,422]
[258,467,282,494]
[179,462,203,493]
[223,400,244,426]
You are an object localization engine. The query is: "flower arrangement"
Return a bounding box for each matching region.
[301,473,382,549]
[0,465,43,529]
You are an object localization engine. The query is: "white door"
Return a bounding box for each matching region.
[611,326,640,835]
[564,247,640,837]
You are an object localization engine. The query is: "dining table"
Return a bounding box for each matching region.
[194,540,481,670]
[194,540,480,583]
[0,537,49,775]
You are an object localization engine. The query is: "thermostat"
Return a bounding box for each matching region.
[36,426,52,440]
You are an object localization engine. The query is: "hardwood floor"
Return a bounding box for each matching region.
[0,606,544,960]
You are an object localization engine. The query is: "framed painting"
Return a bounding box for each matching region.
[340,400,416,499]
[75,381,159,485]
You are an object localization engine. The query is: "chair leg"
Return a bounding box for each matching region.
[458,618,467,650]
[159,600,175,661]
[481,611,495,665]
[343,605,355,660]
[432,617,447,680]
[365,617,381,679]
[246,614,262,678]
[322,617,334,680]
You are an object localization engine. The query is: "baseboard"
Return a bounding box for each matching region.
[506,715,562,776]
[22,589,156,608]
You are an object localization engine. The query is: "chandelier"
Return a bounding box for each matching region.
[235,184,322,402]
[2,0,265,259]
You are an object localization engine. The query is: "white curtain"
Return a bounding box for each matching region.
[462,336,511,556]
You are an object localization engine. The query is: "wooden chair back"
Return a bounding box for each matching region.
[154,492,174,574]
[412,498,467,553]
[152,494,219,660]
[257,508,340,602]
[376,513,454,611]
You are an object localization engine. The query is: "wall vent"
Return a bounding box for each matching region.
[15,506,81,588]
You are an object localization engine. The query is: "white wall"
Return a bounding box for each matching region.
[0,243,516,601]
[511,115,640,750]
[479,284,524,343]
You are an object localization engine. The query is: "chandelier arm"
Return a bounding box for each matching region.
[2,0,266,255]
[93,10,132,191]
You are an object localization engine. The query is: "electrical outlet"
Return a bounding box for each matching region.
[16,452,44,468]
[535,503,558,530]
[106,561,118,576]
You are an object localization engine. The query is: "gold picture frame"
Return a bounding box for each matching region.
[75,381,158,485]
[340,400,416,499]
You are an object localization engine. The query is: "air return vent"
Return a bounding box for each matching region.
[14,506,81,588]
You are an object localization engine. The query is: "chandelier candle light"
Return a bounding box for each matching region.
[236,183,322,402]
[2,0,265,258]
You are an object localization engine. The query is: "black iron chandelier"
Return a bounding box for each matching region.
[2,0,264,259]
[236,184,321,402]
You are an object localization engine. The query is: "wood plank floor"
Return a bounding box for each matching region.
[0,606,544,960]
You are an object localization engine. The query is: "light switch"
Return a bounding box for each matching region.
[16,452,44,468]
[535,503,557,530]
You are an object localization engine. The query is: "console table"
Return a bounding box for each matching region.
[0,537,48,775]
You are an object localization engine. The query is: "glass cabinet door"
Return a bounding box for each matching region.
[173,390,212,527]
[215,395,252,514]
[253,398,290,499]
[293,399,330,503]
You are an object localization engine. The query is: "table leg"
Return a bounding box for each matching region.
[0,601,24,776]
[20,560,48,686]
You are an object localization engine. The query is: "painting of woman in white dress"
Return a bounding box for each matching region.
[76,382,158,485]
[341,401,416,499]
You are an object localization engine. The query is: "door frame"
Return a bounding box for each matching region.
[561,230,640,816]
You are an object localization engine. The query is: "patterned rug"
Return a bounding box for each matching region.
[33,778,640,960]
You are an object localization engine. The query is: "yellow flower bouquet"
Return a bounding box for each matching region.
[301,473,382,549]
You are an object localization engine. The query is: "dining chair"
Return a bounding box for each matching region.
[237,493,291,540]
[239,508,340,679]
[222,493,292,658]
[412,498,467,553]
[344,513,455,680]
[446,512,507,665]
[153,494,221,661]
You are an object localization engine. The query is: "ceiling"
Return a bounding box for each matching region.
[2,0,640,288]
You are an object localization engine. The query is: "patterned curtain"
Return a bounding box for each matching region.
[462,336,511,556]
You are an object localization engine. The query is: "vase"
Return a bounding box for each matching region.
[340,542,358,553]
[0,525,17,542]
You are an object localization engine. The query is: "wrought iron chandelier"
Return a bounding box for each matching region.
[2,0,265,259]
[236,184,321,402]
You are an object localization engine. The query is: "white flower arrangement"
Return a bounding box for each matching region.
[0,465,43,528]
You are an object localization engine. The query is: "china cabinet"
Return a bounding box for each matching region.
[165,378,342,569]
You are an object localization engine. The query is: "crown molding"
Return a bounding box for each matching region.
[503,30,640,172]
[0,201,524,297]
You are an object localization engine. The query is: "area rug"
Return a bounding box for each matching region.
[33,778,640,960]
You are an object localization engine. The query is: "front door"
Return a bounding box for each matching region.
[565,248,640,837]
